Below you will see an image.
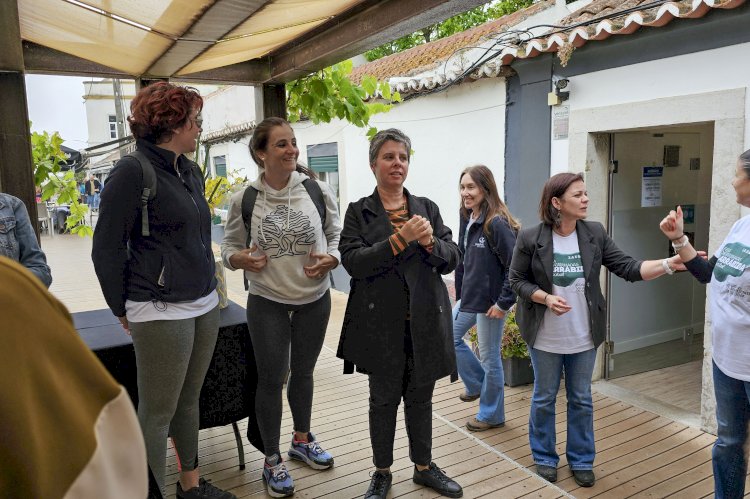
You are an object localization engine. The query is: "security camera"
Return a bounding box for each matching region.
[555,78,569,90]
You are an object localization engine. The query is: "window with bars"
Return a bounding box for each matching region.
[213,155,227,178]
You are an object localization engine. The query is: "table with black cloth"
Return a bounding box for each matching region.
[72,301,264,471]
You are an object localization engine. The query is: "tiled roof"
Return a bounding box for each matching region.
[510,0,747,65]
[349,1,553,84]
[351,0,746,96]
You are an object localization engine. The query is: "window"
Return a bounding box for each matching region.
[307,143,339,200]
[108,115,117,139]
[213,155,227,178]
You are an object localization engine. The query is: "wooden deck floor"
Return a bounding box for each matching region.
[42,233,750,498]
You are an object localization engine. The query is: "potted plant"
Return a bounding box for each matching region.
[467,305,534,387]
[500,306,534,387]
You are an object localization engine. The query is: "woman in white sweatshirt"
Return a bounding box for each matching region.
[221,117,341,498]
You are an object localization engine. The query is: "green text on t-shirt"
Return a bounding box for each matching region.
[553,252,584,287]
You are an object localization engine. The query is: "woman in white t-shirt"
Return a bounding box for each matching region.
[660,149,750,499]
[509,172,689,487]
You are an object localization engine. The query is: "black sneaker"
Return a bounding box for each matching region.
[176,478,237,499]
[364,470,392,499]
[535,465,557,483]
[572,469,595,487]
[413,462,463,498]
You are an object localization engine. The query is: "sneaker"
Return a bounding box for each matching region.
[458,392,479,402]
[288,431,334,470]
[176,478,236,499]
[413,462,463,498]
[535,464,557,483]
[572,469,595,487]
[263,454,295,498]
[465,417,504,432]
[364,470,392,499]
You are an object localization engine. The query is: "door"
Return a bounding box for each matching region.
[605,126,711,379]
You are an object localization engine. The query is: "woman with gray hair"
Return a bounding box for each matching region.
[660,149,750,499]
[337,128,463,498]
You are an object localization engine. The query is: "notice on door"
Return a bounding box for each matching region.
[641,166,663,207]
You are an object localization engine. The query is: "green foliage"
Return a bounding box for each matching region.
[466,305,529,360]
[364,0,533,61]
[197,142,247,223]
[31,127,91,237]
[501,306,528,359]
[286,60,401,138]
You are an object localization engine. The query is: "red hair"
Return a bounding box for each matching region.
[128,82,203,144]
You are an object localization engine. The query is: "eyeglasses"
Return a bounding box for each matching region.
[192,115,203,128]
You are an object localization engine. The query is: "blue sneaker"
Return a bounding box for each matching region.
[287,432,334,470]
[263,454,295,498]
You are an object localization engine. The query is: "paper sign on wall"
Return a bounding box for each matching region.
[552,105,570,140]
[641,166,663,207]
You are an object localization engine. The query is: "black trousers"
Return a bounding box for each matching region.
[368,328,436,469]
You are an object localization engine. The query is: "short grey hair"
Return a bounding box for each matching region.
[741,149,750,179]
[368,128,411,166]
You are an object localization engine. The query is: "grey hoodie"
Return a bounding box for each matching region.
[221,171,342,305]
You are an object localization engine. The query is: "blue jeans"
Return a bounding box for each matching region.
[712,360,750,499]
[452,302,506,425]
[528,347,596,470]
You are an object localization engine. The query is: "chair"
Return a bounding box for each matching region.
[37,202,53,237]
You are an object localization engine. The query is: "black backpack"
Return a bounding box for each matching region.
[127,150,203,237]
[240,178,327,290]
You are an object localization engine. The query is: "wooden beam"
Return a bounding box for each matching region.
[173,60,270,85]
[262,84,286,119]
[22,42,131,79]
[0,3,38,238]
[268,0,488,82]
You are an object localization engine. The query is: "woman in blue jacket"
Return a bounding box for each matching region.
[453,165,519,431]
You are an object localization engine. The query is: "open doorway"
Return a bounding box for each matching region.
[605,123,713,416]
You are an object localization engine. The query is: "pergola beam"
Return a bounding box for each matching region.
[0,2,38,237]
[22,42,131,79]
[268,0,489,82]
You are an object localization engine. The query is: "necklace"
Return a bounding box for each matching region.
[553,226,575,237]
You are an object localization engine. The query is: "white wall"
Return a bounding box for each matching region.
[293,77,507,235]
[551,42,750,171]
[201,85,258,180]
[83,80,135,146]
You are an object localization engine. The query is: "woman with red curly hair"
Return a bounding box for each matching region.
[92,82,236,499]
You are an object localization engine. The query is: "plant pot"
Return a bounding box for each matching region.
[502,356,534,387]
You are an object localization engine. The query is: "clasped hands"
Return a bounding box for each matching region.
[398,214,434,246]
[303,253,338,280]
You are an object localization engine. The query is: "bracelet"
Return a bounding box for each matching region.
[543,293,550,305]
[671,235,689,251]
[662,258,675,275]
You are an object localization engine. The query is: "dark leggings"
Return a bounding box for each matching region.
[246,290,331,458]
[368,331,436,469]
[129,306,220,495]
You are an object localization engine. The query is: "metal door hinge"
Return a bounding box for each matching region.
[604,341,614,354]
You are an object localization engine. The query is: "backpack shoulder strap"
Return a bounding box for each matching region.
[240,186,259,292]
[302,178,326,227]
[126,150,156,237]
[241,186,259,248]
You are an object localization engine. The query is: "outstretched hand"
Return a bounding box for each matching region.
[660,206,684,240]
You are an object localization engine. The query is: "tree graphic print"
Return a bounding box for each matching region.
[259,204,316,258]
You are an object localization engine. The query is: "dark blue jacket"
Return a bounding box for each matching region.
[455,211,516,313]
[92,139,216,317]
